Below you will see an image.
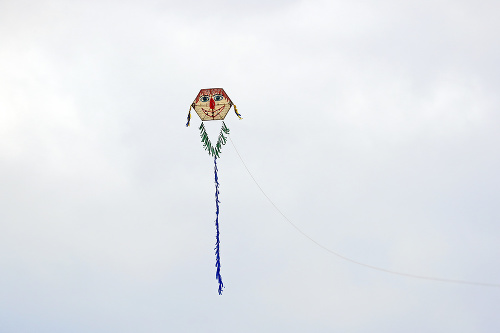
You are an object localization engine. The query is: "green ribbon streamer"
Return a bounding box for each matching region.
[199,121,231,158]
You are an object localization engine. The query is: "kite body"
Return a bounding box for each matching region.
[192,88,233,121]
[186,88,242,127]
[186,88,241,295]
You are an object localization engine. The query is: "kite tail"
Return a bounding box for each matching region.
[233,105,242,119]
[214,157,224,295]
[199,122,230,158]
[186,107,192,127]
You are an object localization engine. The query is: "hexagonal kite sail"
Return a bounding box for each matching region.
[186,88,242,295]
[192,88,233,121]
[187,88,242,124]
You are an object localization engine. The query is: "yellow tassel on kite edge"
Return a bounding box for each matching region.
[186,107,192,127]
[234,105,242,119]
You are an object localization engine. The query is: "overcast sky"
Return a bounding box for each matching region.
[1,0,500,332]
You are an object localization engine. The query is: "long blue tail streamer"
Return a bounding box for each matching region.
[214,157,224,295]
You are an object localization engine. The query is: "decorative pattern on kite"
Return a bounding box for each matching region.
[191,88,234,121]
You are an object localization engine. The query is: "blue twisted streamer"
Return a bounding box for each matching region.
[214,157,224,295]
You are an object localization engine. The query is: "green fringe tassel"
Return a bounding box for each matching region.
[199,121,230,158]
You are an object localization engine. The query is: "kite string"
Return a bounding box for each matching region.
[214,156,224,295]
[227,136,500,288]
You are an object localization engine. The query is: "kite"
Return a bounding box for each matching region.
[186,88,242,295]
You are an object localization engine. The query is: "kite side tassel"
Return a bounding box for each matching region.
[233,105,242,119]
[214,157,224,295]
[186,107,192,127]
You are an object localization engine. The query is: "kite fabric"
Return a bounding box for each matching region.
[186,88,242,127]
[186,88,242,295]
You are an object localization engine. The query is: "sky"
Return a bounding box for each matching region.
[1,0,500,332]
